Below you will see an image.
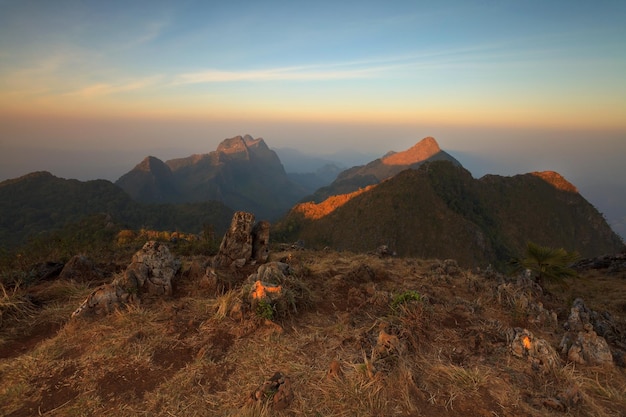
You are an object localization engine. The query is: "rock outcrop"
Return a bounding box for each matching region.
[509,328,560,372]
[72,241,180,318]
[213,211,270,268]
[559,298,614,366]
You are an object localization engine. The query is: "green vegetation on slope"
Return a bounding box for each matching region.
[0,171,234,250]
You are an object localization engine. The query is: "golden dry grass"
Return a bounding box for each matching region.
[0,249,625,417]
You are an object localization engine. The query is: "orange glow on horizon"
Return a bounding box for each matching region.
[2,93,625,131]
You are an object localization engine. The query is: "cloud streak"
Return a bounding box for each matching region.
[173,65,381,84]
[67,76,164,97]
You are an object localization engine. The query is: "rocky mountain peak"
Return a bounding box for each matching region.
[382,137,441,166]
[217,135,267,155]
[531,171,578,193]
[136,156,166,172]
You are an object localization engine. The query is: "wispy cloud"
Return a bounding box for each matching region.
[67,75,164,97]
[173,65,382,84]
[172,40,553,85]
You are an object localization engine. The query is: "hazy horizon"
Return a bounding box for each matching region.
[1,0,625,238]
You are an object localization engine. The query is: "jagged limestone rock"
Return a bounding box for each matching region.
[71,241,179,318]
[251,220,270,263]
[560,324,614,366]
[212,211,255,268]
[116,240,180,297]
[560,298,615,366]
[509,328,560,372]
[71,283,137,318]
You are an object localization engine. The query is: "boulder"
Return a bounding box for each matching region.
[508,328,560,372]
[560,324,613,366]
[560,298,615,366]
[71,241,180,318]
[246,262,297,318]
[71,283,137,317]
[116,241,180,297]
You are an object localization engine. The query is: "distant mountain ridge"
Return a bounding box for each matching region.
[0,171,233,248]
[277,161,624,267]
[308,137,461,202]
[116,135,307,220]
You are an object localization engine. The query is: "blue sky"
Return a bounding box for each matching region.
[0,0,625,236]
[1,0,625,127]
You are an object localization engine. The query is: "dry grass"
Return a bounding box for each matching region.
[1,249,625,417]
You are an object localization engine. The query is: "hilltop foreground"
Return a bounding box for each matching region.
[1,244,625,416]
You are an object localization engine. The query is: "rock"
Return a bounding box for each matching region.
[248,372,293,410]
[213,211,271,268]
[213,211,255,268]
[254,262,290,283]
[71,283,137,317]
[371,245,396,258]
[59,255,104,283]
[71,241,180,318]
[430,259,460,276]
[509,328,560,372]
[251,220,270,263]
[560,298,615,366]
[560,324,613,366]
[116,241,180,297]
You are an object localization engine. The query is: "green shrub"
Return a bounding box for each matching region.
[391,290,421,311]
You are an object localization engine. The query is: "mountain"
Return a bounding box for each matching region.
[276,161,624,267]
[309,137,461,202]
[116,135,308,220]
[115,156,181,203]
[0,171,233,248]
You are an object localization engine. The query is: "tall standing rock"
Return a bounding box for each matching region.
[213,211,255,268]
[212,211,270,268]
[252,220,271,263]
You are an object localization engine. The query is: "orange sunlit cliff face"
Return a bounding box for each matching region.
[381,136,440,166]
[293,185,377,220]
[531,171,578,193]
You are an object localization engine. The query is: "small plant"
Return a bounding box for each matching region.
[256,300,275,320]
[511,242,579,287]
[391,290,421,311]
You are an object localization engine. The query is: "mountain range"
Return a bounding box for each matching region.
[1,135,623,265]
[276,160,624,267]
[308,136,461,202]
[116,135,306,220]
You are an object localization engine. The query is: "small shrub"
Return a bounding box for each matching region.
[391,290,421,311]
[256,300,275,320]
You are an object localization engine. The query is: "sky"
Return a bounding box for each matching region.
[0,0,625,236]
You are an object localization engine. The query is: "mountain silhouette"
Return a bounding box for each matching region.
[0,171,233,248]
[276,161,624,267]
[116,135,307,220]
[309,137,461,202]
